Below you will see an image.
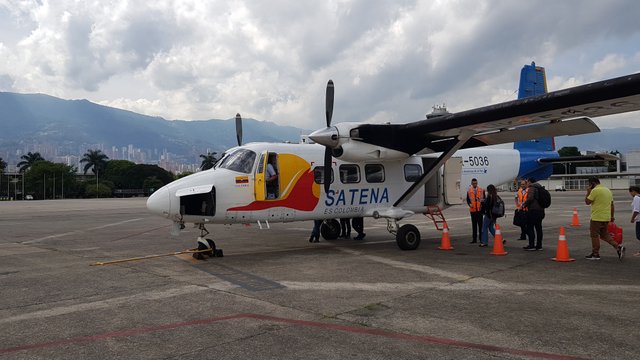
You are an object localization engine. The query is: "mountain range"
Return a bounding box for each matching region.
[1,91,639,165]
[0,92,308,164]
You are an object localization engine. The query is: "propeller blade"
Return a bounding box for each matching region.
[324,147,332,193]
[235,113,243,146]
[325,80,334,127]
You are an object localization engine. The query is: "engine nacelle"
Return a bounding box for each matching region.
[310,122,410,162]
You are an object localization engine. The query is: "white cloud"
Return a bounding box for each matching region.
[1,0,640,129]
[592,54,627,78]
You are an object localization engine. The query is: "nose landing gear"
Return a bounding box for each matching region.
[193,224,223,260]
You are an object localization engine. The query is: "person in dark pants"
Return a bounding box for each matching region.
[309,220,322,243]
[339,218,351,239]
[466,178,485,243]
[352,217,365,240]
[522,178,545,251]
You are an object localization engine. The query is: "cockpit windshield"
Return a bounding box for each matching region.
[216,148,256,174]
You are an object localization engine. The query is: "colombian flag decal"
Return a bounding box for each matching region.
[235,176,249,184]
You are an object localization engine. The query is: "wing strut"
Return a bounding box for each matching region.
[394,130,474,208]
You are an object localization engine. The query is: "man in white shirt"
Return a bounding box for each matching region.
[629,186,640,256]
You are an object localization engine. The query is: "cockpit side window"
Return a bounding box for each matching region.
[218,149,257,174]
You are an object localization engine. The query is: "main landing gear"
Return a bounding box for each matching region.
[386,219,421,250]
[193,224,224,260]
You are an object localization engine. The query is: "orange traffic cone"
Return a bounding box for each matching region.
[490,223,508,256]
[438,222,454,250]
[552,226,575,262]
[570,208,581,227]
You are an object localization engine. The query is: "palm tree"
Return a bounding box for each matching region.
[17,152,45,172]
[80,149,109,175]
[199,152,218,170]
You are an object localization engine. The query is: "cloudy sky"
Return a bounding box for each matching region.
[1,0,639,130]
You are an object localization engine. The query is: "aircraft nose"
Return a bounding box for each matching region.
[147,187,171,217]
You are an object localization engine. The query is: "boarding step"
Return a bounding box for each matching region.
[425,205,446,230]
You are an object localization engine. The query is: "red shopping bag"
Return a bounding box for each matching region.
[608,222,623,245]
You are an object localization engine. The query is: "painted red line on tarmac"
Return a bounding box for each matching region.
[0,314,244,354]
[242,314,589,360]
[1,313,589,360]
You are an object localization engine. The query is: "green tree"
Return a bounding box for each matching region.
[124,164,174,189]
[555,146,582,174]
[608,150,622,172]
[80,149,109,175]
[102,160,136,188]
[143,176,164,194]
[199,152,218,170]
[24,161,78,200]
[17,152,45,172]
[85,183,112,198]
[0,157,6,173]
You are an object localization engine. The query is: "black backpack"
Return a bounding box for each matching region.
[491,196,505,218]
[536,186,551,209]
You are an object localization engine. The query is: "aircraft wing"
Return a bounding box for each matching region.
[353,72,640,154]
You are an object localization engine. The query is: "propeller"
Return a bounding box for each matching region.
[235,113,243,146]
[323,80,334,193]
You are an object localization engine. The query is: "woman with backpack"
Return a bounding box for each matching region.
[522,178,547,251]
[480,184,503,247]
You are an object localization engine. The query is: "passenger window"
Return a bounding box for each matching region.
[365,164,385,183]
[404,164,422,182]
[339,164,360,184]
[313,166,334,184]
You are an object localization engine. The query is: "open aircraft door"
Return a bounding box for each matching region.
[254,151,268,201]
[443,157,463,205]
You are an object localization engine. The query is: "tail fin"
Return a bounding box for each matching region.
[514,62,555,152]
[514,62,558,181]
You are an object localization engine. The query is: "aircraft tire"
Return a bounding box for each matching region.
[396,224,421,250]
[320,219,341,240]
[206,239,216,257]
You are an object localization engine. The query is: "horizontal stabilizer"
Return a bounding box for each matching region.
[471,117,599,147]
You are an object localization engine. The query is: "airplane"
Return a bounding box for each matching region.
[146,63,640,258]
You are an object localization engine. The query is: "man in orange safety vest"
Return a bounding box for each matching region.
[466,178,485,243]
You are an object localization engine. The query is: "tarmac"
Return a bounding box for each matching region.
[0,190,639,359]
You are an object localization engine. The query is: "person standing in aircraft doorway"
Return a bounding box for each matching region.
[467,178,485,244]
[266,155,279,199]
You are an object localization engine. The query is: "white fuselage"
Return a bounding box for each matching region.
[147,142,525,225]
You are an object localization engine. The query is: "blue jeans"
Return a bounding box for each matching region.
[481,215,495,245]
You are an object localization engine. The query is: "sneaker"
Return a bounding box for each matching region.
[523,246,536,251]
[517,237,527,241]
[585,253,601,260]
[470,240,478,244]
[479,243,487,247]
[536,247,543,251]
[617,245,625,261]
[309,236,315,243]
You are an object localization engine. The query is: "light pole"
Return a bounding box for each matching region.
[96,168,99,198]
